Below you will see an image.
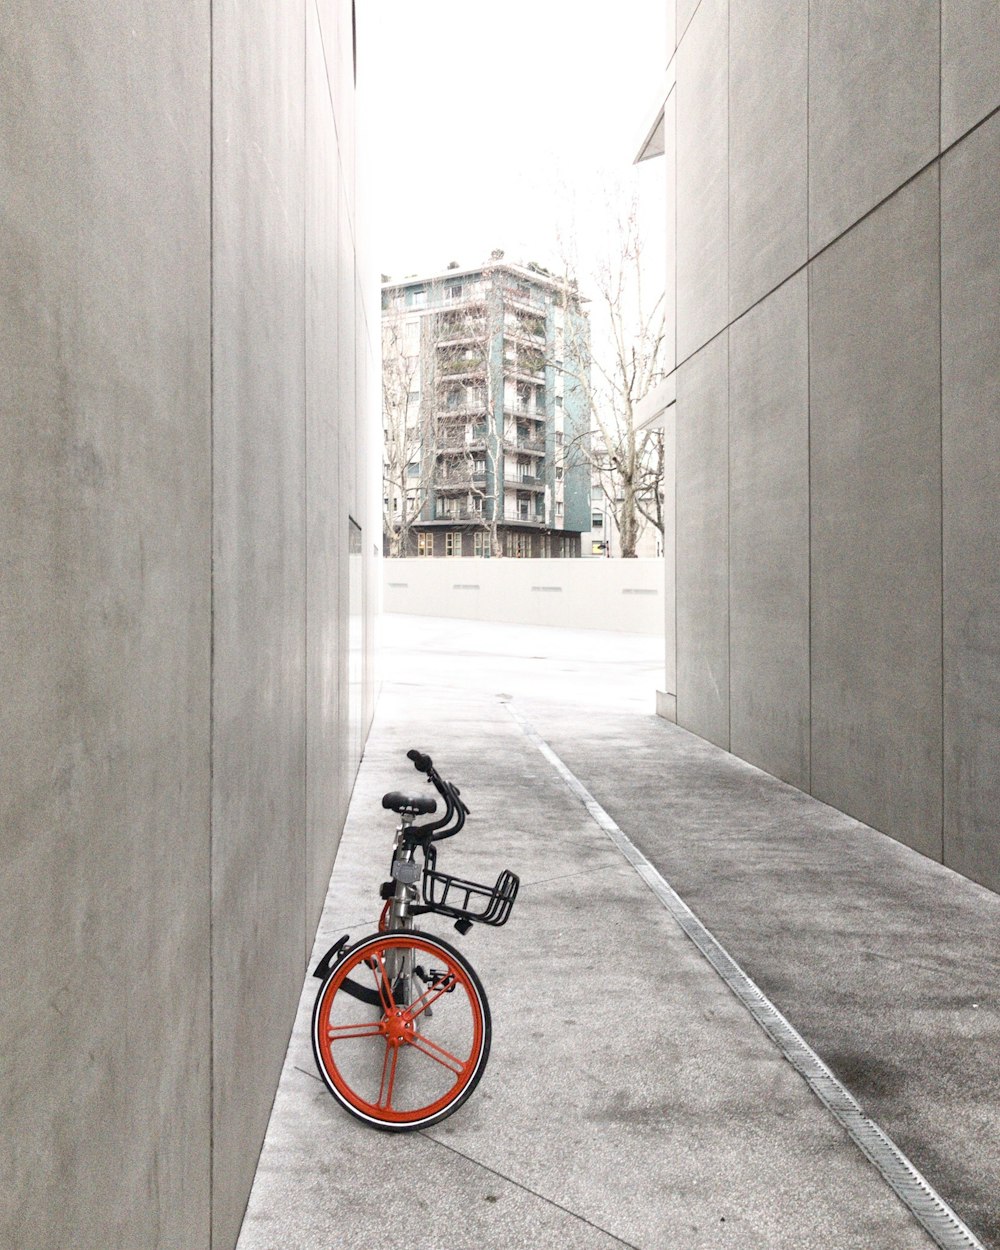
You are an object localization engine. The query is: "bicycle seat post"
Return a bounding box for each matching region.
[388,813,422,932]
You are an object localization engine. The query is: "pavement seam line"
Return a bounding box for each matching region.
[418,1132,644,1250]
[507,705,986,1250]
[293,1065,324,1084]
[524,864,625,888]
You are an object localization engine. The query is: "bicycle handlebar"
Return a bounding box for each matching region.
[406,748,469,841]
[406,748,432,774]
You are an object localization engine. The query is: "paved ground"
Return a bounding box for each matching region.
[236,615,999,1250]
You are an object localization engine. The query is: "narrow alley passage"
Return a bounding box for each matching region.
[236,616,999,1250]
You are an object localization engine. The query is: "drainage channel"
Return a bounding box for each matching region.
[508,706,986,1250]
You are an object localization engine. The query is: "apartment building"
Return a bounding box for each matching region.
[382,256,590,557]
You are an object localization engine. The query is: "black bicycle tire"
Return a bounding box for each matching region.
[311,928,491,1131]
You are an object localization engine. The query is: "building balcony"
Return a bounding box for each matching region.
[506,363,546,383]
[436,472,488,493]
[502,406,545,423]
[505,476,545,492]
[436,405,487,420]
[502,512,546,527]
[430,507,484,523]
[501,288,546,315]
[436,330,485,347]
[436,438,488,454]
[503,436,545,456]
[437,359,486,379]
[503,326,546,347]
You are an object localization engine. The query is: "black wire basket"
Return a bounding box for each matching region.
[421,858,519,927]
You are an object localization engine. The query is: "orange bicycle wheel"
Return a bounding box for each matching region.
[311,930,490,1131]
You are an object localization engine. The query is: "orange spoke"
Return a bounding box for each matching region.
[369,952,396,1013]
[405,1030,468,1076]
[377,1041,399,1110]
[328,1022,382,1041]
[407,974,459,1021]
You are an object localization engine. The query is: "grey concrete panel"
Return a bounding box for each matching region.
[809,169,942,859]
[729,274,810,789]
[942,0,1000,149]
[808,0,939,254]
[942,115,1000,892]
[210,1,307,1246]
[676,0,728,362]
[305,6,347,932]
[663,87,678,377]
[0,7,212,1249]
[676,0,700,47]
[729,0,808,318]
[676,333,729,749]
[338,179,359,811]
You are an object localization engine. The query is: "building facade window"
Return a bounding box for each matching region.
[445,532,462,557]
[417,532,432,557]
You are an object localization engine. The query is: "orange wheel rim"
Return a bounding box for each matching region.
[316,935,485,1125]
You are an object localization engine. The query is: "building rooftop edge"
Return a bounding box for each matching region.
[382,259,581,298]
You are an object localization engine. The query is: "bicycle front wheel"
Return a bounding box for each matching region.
[311,930,491,1131]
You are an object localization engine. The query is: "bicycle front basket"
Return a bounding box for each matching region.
[421,863,519,927]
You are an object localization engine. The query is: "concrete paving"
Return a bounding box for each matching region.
[236,615,999,1250]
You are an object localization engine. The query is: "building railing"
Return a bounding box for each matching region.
[500,288,547,313]
[436,471,488,491]
[507,363,546,382]
[436,326,487,346]
[503,325,546,346]
[502,511,546,526]
[438,358,486,377]
[436,437,488,453]
[433,506,485,521]
[436,405,487,419]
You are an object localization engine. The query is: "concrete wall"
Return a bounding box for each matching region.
[0,4,375,1249]
[666,0,1000,892]
[384,558,666,636]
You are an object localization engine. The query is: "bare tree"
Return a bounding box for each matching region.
[560,201,667,558]
[381,316,429,557]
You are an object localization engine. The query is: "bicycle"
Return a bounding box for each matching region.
[311,748,520,1131]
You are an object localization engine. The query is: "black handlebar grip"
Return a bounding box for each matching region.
[407,748,432,773]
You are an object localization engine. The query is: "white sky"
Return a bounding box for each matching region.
[358,1,667,289]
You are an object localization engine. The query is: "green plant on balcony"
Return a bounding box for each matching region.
[440,355,482,376]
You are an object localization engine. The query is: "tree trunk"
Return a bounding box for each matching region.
[619,478,639,557]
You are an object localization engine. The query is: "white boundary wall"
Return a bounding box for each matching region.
[383,558,665,636]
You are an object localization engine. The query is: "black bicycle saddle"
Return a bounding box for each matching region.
[381,791,438,816]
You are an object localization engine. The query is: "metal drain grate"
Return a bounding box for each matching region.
[511,707,986,1250]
